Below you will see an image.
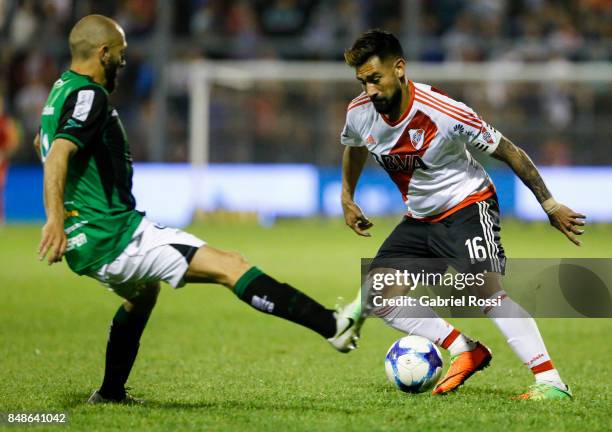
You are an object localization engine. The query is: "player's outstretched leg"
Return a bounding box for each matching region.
[88,282,160,404]
[184,245,359,352]
[482,289,571,400]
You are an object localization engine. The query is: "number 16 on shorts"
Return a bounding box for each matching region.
[465,236,487,263]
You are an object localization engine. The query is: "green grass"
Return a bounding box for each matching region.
[1,218,611,431]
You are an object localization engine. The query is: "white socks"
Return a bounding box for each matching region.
[484,291,566,390]
[447,332,477,357]
[359,287,567,390]
[374,298,475,355]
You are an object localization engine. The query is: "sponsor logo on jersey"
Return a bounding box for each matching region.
[374,153,429,172]
[64,118,83,129]
[366,134,376,145]
[66,233,88,251]
[453,124,466,134]
[73,89,95,121]
[251,295,275,313]
[42,106,54,116]
[454,122,488,150]
[53,79,65,88]
[64,220,88,235]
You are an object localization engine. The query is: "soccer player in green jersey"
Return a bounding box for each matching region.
[36,14,359,404]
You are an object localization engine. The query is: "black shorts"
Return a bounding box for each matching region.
[370,197,506,275]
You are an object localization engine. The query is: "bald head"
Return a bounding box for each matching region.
[69,14,125,61]
[68,15,127,92]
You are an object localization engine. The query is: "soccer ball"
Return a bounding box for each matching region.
[384,335,443,393]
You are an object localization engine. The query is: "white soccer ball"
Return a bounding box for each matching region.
[384,335,443,393]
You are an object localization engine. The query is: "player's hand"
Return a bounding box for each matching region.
[38,219,67,265]
[547,205,586,246]
[342,199,373,237]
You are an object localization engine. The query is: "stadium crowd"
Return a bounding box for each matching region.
[0,0,610,164]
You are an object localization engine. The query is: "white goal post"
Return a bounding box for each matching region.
[187,60,612,166]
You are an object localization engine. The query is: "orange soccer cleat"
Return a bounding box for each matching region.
[432,342,492,395]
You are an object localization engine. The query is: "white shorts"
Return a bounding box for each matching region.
[88,218,205,299]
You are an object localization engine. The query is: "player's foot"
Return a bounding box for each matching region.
[513,383,573,401]
[87,389,144,405]
[432,341,492,395]
[327,302,363,353]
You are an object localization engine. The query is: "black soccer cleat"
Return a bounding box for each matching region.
[87,389,144,405]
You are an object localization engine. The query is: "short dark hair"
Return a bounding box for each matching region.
[344,29,404,68]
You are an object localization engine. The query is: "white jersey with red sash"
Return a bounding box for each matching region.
[341,81,502,221]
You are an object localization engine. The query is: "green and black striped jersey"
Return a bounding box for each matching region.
[40,70,142,274]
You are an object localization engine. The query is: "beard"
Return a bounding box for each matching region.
[103,59,120,93]
[371,86,402,114]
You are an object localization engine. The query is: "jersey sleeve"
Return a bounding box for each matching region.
[448,100,501,154]
[465,117,502,154]
[340,109,364,147]
[54,86,108,149]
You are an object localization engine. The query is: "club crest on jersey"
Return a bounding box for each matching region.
[481,126,494,144]
[374,153,429,172]
[408,128,425,150]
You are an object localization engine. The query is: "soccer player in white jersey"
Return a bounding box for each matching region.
[338,30,586,400]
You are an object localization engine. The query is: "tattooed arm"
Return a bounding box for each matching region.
[491,136,553,203]
[491,136,586,246]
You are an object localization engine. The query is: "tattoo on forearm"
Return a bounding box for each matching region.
[492,138,551,203]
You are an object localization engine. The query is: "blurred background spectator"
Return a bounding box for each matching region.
[0,96,21,224]
[0,0,610,165]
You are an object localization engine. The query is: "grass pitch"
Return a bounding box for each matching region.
[1,218,611,431]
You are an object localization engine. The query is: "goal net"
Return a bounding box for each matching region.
[139,60,612,223]
[184,60,612,167]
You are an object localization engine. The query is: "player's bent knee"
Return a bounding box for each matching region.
[127,282,161,311]
[225,250,250,269]
[216,250,251,286]
[185,245,252,287]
